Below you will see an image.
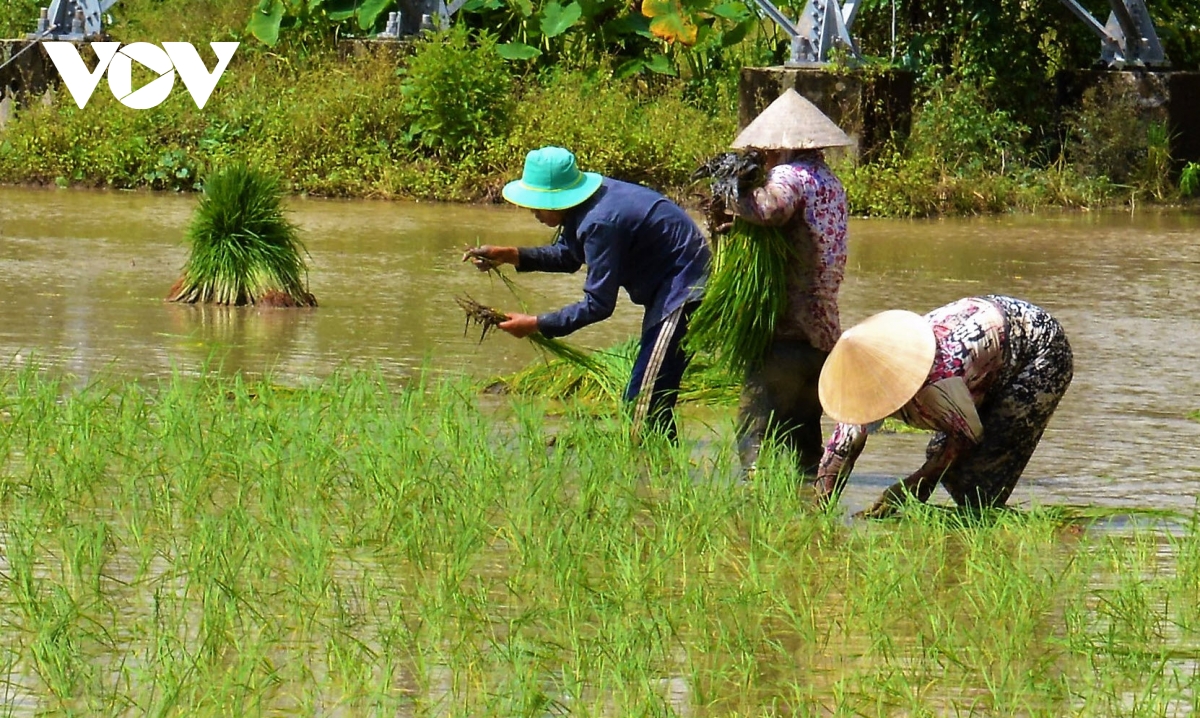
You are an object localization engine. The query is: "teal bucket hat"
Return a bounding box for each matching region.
[502,146,603,211]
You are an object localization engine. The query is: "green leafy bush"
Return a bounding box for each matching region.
[1181,162,1200,198]
[0,0,39,37]
[399,26,514,162]
[502,68,733,188]
[907,78,1030,177]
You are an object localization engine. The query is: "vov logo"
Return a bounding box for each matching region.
[42,42,239,110]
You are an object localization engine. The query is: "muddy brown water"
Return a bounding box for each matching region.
[1,186,1199,514]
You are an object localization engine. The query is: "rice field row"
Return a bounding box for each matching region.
[0,365,1197,716]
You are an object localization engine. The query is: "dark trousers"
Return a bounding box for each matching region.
[624,303,697,441]
[737,339,829,476]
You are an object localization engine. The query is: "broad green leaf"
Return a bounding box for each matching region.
[328,8,356,20]
[641,0,698,44]
[719,17,751,47]
[496,41,543,59]
[607,14,651,37]
[645,53,677,74]
[541,1,583,37]
[575,0,602,20]
[510,0,534,18]
[710,1,748,20]
[357,0,394,29]
[248,0,285,46]
[613,57,646,78]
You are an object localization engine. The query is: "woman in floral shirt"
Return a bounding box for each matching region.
[727,89,853,476]
[816,295,1074,516]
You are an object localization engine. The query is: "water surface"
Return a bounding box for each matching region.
[2,186,1198,511]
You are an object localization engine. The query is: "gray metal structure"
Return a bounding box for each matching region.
[31,0,118,40]
[752,0,1164,68]
[1057,0,1166,66]
[375,0,469,38]
[751,0,862,65]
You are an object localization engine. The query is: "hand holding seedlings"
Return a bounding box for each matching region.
[455,294,539,341]
[455,294,509,342]
[462,245,519,272]
[498,312,538,338]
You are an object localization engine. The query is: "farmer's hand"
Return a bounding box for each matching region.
[499,313,539,339]
[463,245,519,271]
[855,500,900,520]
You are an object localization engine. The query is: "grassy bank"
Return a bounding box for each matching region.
[0,365,1199,714]
[0,30,732,203]
[0,0,1193,214]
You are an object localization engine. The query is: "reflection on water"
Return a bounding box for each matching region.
[2,187,1200,512]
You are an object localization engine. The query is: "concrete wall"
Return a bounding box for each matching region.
[739,66,914,162]
[1056,69,1200,172]
[0,40,57,105]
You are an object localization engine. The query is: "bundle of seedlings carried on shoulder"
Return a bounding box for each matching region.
[687,150,793,376]
[168,162,316,307]
[690,149,764,237]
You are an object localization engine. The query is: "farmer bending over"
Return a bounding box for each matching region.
[725,89,851,477]
[816,295,1074,517]
[464,146,710,440]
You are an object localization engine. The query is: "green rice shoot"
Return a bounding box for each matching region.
[686,218,794,376]
[168,162,316,306]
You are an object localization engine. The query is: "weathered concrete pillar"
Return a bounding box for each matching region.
[1056,70,1200,174]
[0,40,58,111]
[739,66,914,162]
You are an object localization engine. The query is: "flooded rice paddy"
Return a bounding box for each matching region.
[1,186,1197,513]
[2,186,1200,715]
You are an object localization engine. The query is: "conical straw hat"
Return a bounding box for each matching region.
[818,310,937,425]
[732,88,853,150]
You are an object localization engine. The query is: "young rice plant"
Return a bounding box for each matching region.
[168,163,316,307]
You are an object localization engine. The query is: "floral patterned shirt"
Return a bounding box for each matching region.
[734,155,848,352]
[816,297,1008,492]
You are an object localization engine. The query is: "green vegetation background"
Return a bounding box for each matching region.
[1,0,1198,215]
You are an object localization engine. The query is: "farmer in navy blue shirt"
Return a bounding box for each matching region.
[464,146,710,440]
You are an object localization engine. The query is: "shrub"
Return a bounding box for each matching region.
[907,78,1030,177]
[0,0,39,37]
[1182,162,1200,198]
[501,69,734,192]
[399,26,514,162]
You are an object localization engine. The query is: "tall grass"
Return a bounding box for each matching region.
[1,363,1196,715]
[167,163,316,307]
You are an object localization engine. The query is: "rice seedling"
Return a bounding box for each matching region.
[2,364,1200,715]
[686,218,795,377]
[454,293,626,402]
[167,163,316,307]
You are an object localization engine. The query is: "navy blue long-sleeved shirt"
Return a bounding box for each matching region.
[516,179,710,338]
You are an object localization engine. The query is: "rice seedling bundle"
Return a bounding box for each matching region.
[456,294,627,401]
[686,218,793,376]
[168,163,316,307]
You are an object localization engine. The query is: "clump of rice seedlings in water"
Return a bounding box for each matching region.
[686,218,792,376]
[168,163,316,307]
